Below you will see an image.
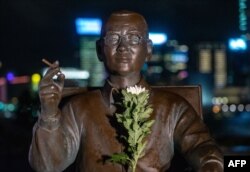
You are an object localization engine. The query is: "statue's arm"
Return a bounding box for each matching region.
[28,61,81,172]
[29,102,81,172]
[174,104,223,172]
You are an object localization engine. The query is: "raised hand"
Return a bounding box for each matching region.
[39,60,65,118]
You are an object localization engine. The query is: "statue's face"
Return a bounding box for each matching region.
[101,14,151,76]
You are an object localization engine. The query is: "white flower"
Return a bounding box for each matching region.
[126,85,146,95]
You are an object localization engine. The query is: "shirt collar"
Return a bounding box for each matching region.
[101,76,151,111]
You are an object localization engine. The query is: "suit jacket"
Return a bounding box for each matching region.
[29,79,223,172]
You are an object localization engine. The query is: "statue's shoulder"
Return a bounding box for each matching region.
[71,89,101,101]
[60,89,102,107]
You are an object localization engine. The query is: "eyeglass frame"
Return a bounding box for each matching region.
[102,33,149,46]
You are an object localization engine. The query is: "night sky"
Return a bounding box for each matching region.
[0,0,238,75]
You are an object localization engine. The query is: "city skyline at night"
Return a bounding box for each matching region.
[0,0,240,75]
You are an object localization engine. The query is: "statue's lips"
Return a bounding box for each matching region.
[116,57,131,63]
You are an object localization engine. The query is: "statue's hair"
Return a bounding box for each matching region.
[100,10,148,37]
[110,10,145,18]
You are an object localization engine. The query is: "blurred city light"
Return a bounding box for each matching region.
[0,77,6,86]
[177,71,188,79]
[222,104,229,112]
[11,97,18,105]
[31,73,41,92]
[238,104,244,112]
[223,97,229,104]
[75,18,102,35]
[239,0,248,32]
[229,104,237,112]
[228,38,247,51]
[212,97,229,105]
[246,104,250,112]
[179,45,189,52]
[149,33,167,45]
[3,112,13,118]
[212,105,220,113]
[31,73,41,84]
[42,68,90,79]
[0,101,16,118]
[171,52,188,63]
[0,102,4,110]
[6,72,14,81]
[10,76,30,84]
[7,104,15,111]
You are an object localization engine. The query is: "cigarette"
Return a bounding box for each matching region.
[42,58,55,67]
[42,58,62,75]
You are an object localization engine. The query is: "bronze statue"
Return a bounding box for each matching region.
[29,10,223,172]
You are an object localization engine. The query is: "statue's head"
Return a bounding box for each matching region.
[96,10,153,76]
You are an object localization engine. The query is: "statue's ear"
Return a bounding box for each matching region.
[146,39,153,62]
[96,39,103,61]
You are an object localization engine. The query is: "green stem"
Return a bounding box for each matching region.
[131,158,137,172]
[131,150,141,172]
[132,164,136,172]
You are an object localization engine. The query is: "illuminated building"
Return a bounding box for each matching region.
[199,48,212,74]
[75,18,106,87]
[191,43,227,107]
[198,44,213,74]
[198,43,227,88]
[79,37,105,86]
[214,48,227,88]
[238,0,249,35]
[146,40,189,85]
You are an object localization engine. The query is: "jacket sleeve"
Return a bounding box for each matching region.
[29,102,82,172]
[173,102,223,172]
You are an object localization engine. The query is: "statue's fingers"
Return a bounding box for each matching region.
[42,68,61,82]
[56,73,65,89]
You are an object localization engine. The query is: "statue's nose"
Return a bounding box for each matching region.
[117,38,129,53]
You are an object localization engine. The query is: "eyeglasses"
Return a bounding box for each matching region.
[103,34,147,46]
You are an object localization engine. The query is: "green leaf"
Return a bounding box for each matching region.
[109,153,129,165]
[137,92,147,104]
[124,118,133,129]
[137,141,147,158]
[137,133,145,143]
[132,122,140,132]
